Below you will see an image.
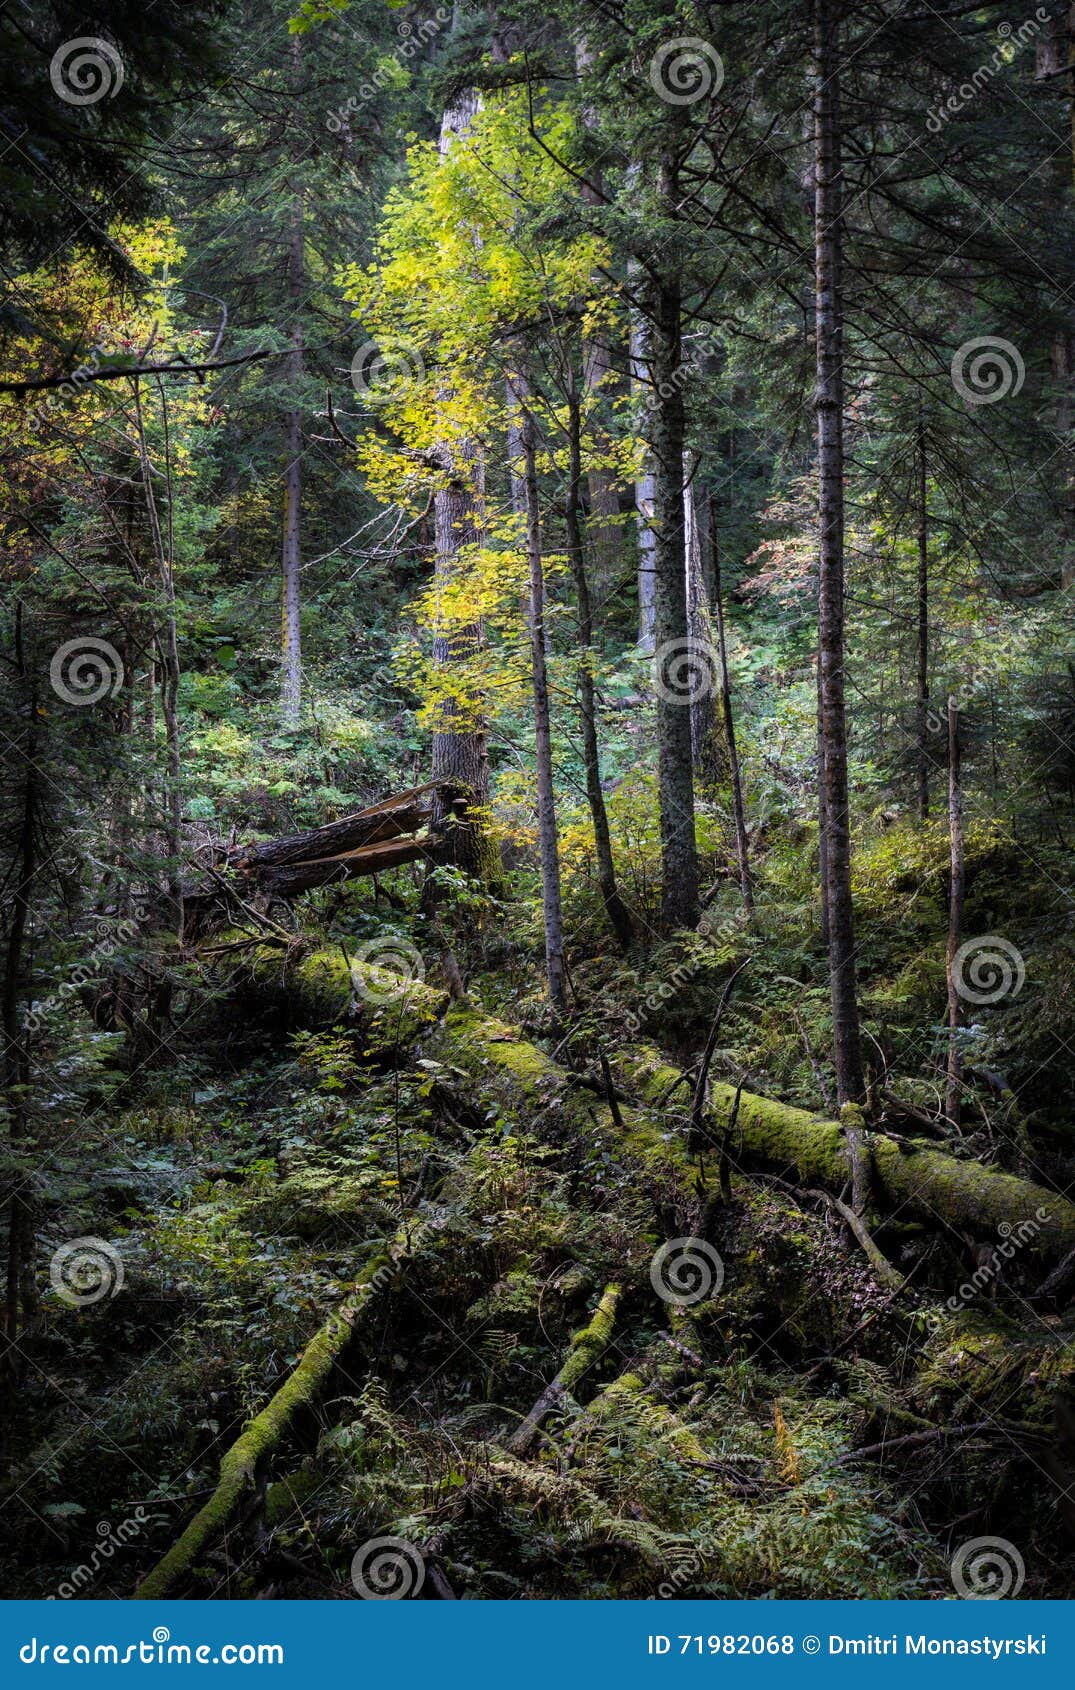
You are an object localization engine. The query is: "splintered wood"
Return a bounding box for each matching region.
[231,781,444,897]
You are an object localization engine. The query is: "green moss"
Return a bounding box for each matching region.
[264,1466,322,1526]
[559,1283,622,1395]
[218,931,447,1051]
[617,1048,1075,1263]
[135,1241,396,1599]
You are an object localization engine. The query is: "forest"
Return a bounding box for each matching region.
[3,0,1075,1606]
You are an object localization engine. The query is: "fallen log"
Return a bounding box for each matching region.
[135,1229,410,1599]
[432,1010,1075,1265]
[229,783,445,898]
[616,1049,1075,1264]
[508,1282,622,1454]
[212,933,448,1048]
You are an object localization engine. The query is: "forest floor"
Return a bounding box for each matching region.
[5,818,1075,1602]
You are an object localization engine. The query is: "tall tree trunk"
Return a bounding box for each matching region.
[505,378,548,649]
[813,0,864,1104]
[684,464,721,780]
[1039,8,1075,586]
[566,365,633,949]
[709,495,753,910]
[816,682,830,949]
[280,190,304,725]
[514,380,567,1013]
[428,87,492,875]
[916,415,930,819]
[648,151,699,932]
[575,36,620,605]
[630,277,657,652]
[134,378,183,952]
[945,697,965,1133]
[3,606,39,1357]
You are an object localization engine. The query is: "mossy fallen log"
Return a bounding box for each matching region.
[135,1226,412,1600]
[433,1010,1075,1264]
[508,1282,621,1453]
[617,1049,1075,1264]
[210,933,447,1051]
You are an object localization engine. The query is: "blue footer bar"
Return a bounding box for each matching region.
[1,1601,1073,1688]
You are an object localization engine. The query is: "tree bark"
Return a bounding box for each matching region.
[2,605,38,1357]
[280,188,304,726]
[565,366,633,949]
[916,415,930,819]
[709,498,753,910]
[945,697,965,1133]
[813,0,864,1103]
[631,297,657,653]
[135,1213,436,1599]
[515,380,567,1013]
[648,151,699,931]
[432,1008,1075,1264]
[684,465,721,781]
[428,88,492,877]
[133,378,183,950]
[575,36,620,605]
[508,1282,621,1454]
